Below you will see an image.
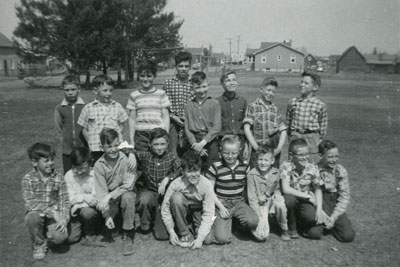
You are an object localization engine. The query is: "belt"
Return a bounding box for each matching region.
[292,129,317,134]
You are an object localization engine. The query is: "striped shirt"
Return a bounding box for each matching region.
[206,160,249,199]
[162,76,194,119]
[286,95,328,137]
[22,169,71,223]
[126,87,171,131]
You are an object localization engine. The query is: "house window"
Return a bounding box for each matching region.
[0,61,2,70]
[261,55,267,63]
[11,59,15,70]
[248,56,253,63]
[290,55,296,64]
[277,55,282,61]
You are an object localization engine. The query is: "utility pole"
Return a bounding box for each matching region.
[227,37,232,66]
[237,35,240,63]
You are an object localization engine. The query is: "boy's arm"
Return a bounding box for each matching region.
[162,108,170,132]
[318,104,328,138]
[57,177,71,223]
[331,167,350,221]
[314,184,324,224]
[184,106,197,145]
[195,182,216,243]
[247,173,261,212]
[128,110,137,146]
[94,164,111,208]
[22,175,45,212]
[244,123,258,151]
[53,108,63,135]
[286,100,293,136]
[109,156,137,200]
[274,129,287,156]
[161,181,177,234]
[77,107,89,143]
[201,101,221,144]
[64,173,86,206]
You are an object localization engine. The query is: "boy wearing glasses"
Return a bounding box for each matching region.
[205,135,258,244]
[280,139,324,239]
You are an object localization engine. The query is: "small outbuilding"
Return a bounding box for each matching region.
[0,33,21,76]
[336,46,367,73]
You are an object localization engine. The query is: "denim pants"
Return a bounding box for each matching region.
[284,194,318,233]
[104,191,137,231]
[68,207,101,243]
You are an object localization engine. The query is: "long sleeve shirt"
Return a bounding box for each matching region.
[64,169,95,209]
[319,164,350,219]
[216,92,247,136]
[22,169,70,223]
[162,76,194,119]
[184,97,221,144]
[161,175,215,242]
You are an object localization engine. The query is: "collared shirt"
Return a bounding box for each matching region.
[286,95,328,137]
[247,167,280,212]
[184,97,221,144]
[280,160,323,193]
[22,169,70,223]
[126,87,171,131]
[205,160,249,199]
[244,97,286,145]
[217,92,247,136]
[161,175,215,242]
[135,151,182,192]
[77,99,128,152]
[319,164,350,218]
[94,152,136,203]
[163,76,194,119]
[64,169,95,209]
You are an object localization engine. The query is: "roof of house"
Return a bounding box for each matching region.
[245,42,304,57]
[366,60,395,65]
[337,46,366,63]
[211,52,225,59]
[0,33,13,48]
[185,47,204,55]
[260,42,278,49]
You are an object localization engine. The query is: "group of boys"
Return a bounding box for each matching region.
[22,51,355,260]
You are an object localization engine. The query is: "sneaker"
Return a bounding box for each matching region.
[288,230,299,239]
[81,235,105,248]
[33,244,47,260]
[177,235,191,248]
[281,230,291,241]
[121,231,135,256]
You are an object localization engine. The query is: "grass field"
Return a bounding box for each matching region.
[0,71,399,267]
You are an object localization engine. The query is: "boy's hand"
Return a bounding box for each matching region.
[273,147,282,157]
[251,142,259,151]
[168,230,180,246]
[273,194,284,203]
[84,195,97,207]
[308,194,316,206]
[192,140,206,153]
[105,217,115,229]
[158,178,170,195]
[325,216,336,229]
[190,238,203,250]
[172,115,184,127]
[315,208,325,225]
[55,222,67,234]
[199,149,208,157]
[98,196,110,211]
[53,211,67,233]
[218,206,230,219]
[108,182,119,191]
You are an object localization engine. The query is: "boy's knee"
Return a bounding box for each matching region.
[334,228,355,243]
[25,211,42,225]
[304,226,323,240]
[215,234,231,245]
[121,192,136,208]
[139,191,156,205]
[170,192,185,207]
[47,226,68,245]
[80,207,98,220]
[284,194,296,208]
[247,213,259,229]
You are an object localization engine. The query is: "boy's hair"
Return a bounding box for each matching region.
[70,147,91,166]
[28,143,56,161]
[181,150,202,172]
[61,75,80,87]
[220,70,237,84]
[318,139,337,154]
[99,128,119,146]
[220,134,241,149]
[256,145,274,159]
[261,77,278,88]
[92,74,113,88]
[149,127,169,143]
[289,138,308,154]
[191,71,207,86]
[175,51,192,65]
[138,60,157,76]
[302,72,321,87]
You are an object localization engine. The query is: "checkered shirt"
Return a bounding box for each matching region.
[163,77,194,119]
[319,164,350,218]
[279,160,323,193]
[243,98,287,144]
[136,151,182,192]
[22,169,71,223]
[286,96,327,137]
[77,99,128,152]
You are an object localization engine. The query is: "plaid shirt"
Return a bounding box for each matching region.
[22,169,70,223]
[280,160,323,194]
[163,77,194,119]
[77,99,128,152]
[286,95,328,137]
[319,164,350,219]
[135,151,182,192]
[244,98,286,144]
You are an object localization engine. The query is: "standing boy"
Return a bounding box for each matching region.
[78,75,129,164]
[54,75,86,174]
[163,51,194,157]
[184,71,221,172]
[244,77,287,168]
[22,143,70,260]
[286,72,328,163]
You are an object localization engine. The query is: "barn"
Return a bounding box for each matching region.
[0,33,21,77]
[336,46,367,73]
[304,53,318,72]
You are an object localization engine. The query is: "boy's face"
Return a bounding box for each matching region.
[257,153,275,172]
[63,84,80,103]
[222,73,238,92]
[221,142,240,165]
[103,139,120,160]
[139,70,155,90]
[193,80,209,100]
[320,148,339,169]
[32,157,54,177]
[291,146,310,168]
[150,137,168,156]
[72,161,90,178]
[95,84,113,104]
[260,85,276,103]
[184,170,201,186]
[300,76,317,98]
[176,60,190,80]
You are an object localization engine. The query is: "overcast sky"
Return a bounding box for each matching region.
[1,0,399,56]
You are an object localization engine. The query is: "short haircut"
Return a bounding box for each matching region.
[138,60,157,76]
[256,145,274,158]
[28,143,56,161]
[289,138,308,154]
[220,134,241,149]
[99,128,119,146]
[191,71,207,86]
[220,70,237,84]
[62,75,80,87]
[175,51,192,65]
[70,147,91,166]
[318,139,338,154]
[181,150,202,172]
[261,77,278,88]
[149,127,169,143]
[302,72,321,87]
[92,74,113,88]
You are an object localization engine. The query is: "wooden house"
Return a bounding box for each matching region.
[0,33,21,76]
[365,54,399,73]
[336,46,367,73]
